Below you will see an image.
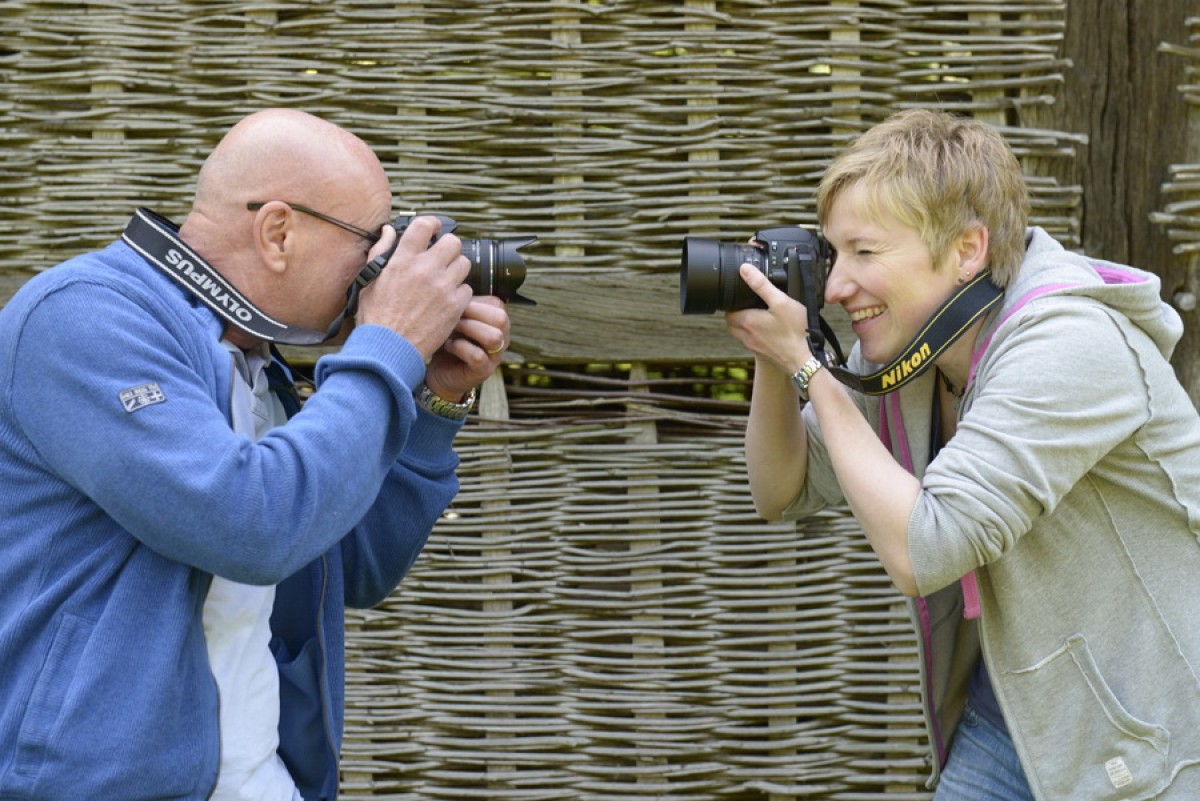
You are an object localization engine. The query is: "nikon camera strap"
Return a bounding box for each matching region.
[813,271,1004,396]
[122,207,354,345]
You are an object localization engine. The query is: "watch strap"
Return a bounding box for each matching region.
[414,382,476,420]
[790,356,824,402]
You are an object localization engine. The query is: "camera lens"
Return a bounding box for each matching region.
[461,236,537,306]
[680,237,768,314]
[361,215,536,305]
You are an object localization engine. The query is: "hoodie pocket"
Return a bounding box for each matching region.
[1005,634,1169,801]
[13,612,92,779]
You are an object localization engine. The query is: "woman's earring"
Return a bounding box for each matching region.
[957,272,970,285]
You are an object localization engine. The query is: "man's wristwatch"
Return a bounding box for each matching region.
[790,356,824,402]
[414,382,477,420]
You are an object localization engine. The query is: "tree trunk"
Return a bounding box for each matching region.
[1023,0,1200,405]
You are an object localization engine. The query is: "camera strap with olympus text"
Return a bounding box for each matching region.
[122,207,354,345]
[809,271,1004,396]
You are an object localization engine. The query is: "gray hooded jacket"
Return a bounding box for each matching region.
[786,227,1200,800]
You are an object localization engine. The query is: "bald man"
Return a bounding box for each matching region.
[0,109,511,800]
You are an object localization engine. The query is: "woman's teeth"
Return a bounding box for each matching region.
[849,305,885,323]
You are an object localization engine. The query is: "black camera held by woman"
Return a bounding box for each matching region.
[681,224,846,371]
[679,225,828,315]
[357,213,536,305]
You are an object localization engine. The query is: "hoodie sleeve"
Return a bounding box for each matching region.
[906,295,1151,595]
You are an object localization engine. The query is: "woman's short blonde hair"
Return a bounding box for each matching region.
[816,109,1029,287]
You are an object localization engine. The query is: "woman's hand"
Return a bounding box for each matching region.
[724,263,814,375]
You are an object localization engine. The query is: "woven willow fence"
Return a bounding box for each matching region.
[340,375,935,801]
[2,1,1170,799]
[1156,16,1200,313]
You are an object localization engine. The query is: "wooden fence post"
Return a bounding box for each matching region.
[478,370,517,789]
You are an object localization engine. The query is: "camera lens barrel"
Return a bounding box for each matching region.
[679,227,826,315]
[462,236,537,305]
[679,237,770,314]
[679,238,720,315]
[371,215,536,306]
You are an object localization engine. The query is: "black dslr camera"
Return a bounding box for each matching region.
[357,213,536,305]
[679,225,829,315]
[681,225,844,367]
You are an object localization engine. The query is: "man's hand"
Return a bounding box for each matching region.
[355,215,474,360]
[424,296,511,402]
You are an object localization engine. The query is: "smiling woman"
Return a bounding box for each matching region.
[724,108,1200,801]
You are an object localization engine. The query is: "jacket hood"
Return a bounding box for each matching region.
[1005,226,1183,361]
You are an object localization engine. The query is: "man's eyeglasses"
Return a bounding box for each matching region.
[246,202,382,243]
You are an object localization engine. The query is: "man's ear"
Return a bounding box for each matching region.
[249,201,292,276]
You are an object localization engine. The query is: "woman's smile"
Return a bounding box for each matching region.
[848,304,887,329]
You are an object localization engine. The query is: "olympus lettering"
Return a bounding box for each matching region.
[880,342,932,390]
[165,249,253,323]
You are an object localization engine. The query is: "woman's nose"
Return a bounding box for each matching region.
[824,255,852,305]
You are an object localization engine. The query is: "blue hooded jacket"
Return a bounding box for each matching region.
[0,233,462,799]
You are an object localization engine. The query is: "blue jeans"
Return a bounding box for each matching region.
[933,705,1035,801]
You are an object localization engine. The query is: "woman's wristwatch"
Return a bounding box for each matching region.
[414,382,477,420]
[789,356,824,402]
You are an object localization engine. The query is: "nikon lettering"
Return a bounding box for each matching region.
[165,248,253,324]
[880,342,932,391]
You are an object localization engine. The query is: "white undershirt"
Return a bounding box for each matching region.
[202,341,301,801]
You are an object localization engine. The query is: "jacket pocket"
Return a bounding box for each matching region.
[1004,634,1169,801]
[272,635,331,795]
[13,612,92,779]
